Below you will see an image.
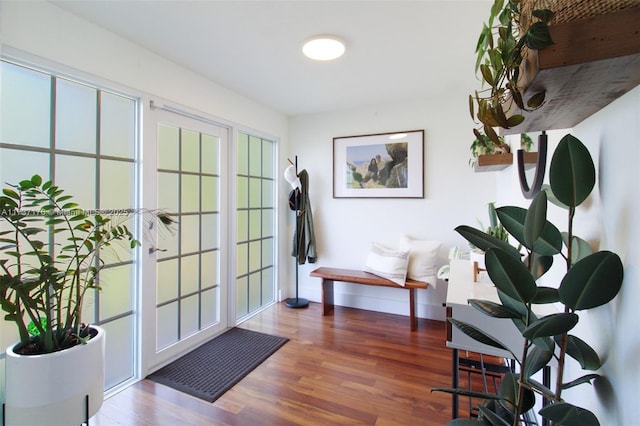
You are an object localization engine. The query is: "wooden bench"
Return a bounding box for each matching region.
[309,267,429,331]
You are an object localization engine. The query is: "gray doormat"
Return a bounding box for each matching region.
[147,327,288,402]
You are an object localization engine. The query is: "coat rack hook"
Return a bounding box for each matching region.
[518,131,548,199]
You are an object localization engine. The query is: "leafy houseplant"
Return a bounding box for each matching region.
[0,175,173,355]
[434,134,624,425]
[470,0,555,152]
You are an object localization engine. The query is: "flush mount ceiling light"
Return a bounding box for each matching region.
[302,36,345,61]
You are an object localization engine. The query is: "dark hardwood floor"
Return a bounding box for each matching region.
[92,302,459,425]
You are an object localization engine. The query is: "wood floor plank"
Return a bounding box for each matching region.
[92,302,459,425]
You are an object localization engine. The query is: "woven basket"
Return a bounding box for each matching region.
[521,0,640,27]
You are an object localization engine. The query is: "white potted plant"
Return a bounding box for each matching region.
[0,174,173,425]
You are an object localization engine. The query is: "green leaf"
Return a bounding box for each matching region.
[454,225,521,259]
[496,206,562,256]
[477,405,511,426]
[30,174,43,186]
[563,374,600,390]
[485,247,537,304]
[539,402,600,426]
[561,334,602,370]
[505,114,524,128]
[559,251,624,310]
[525,253,554,279]
[448,318,513,355]
[550,134,595,208]
[431,387,501,401]
[522,313,579,339]
[524,191,547,247]
[523,346,553,378]
[532,286,560,304]
[562,233,594,265]
[532,9,555,24]
[2,189,20,200]
[480,64,494,86]
[469,299,521,319]
[498,372,536,414]
[525,22,554,50]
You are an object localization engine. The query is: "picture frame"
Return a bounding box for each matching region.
[333,129,424,198]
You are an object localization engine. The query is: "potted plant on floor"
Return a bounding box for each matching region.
[1,174,174,425]
[434,134,624,425]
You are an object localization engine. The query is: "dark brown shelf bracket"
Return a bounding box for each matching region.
[518,131,548,199]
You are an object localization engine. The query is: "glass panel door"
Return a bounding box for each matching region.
[145,110,228,371]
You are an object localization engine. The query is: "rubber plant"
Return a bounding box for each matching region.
[0,174,175,355]
[434,134,624,425]
[470,0,555,159]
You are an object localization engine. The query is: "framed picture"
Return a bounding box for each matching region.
[333,129,424,198]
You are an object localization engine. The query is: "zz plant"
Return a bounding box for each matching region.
[0,175,173,355]
[434,134,624,425]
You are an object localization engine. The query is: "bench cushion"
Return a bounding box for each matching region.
[399,235,441,286]
[363,242,410,286]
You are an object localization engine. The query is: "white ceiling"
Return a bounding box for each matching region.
[50,0,490,117]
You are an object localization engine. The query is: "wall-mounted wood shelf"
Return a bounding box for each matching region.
[503,7,640,135]
[474,153,513,172]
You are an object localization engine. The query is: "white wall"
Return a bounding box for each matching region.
[495,88,640,424]
[288,95,499,320]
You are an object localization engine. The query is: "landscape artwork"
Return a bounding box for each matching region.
[333,130,424,198]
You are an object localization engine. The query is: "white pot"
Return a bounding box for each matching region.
[4,326,105,426]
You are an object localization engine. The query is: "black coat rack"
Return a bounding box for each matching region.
[285,155,309,309]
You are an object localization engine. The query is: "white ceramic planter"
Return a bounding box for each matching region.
[469,248,486,270]
[4,326,105,426]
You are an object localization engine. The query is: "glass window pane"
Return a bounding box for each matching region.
[249,241,261,272]
[236,243,248,276]
[158,221,179,260]
[237,176,248,209]
[158,124,179,170]
[181,129,199,173]
[180,254,199,295]
[262,139,274,178]
[249,210,261,240]
[236,277,248,318]
[98,265,133,319]
[56,78,97,153]
[103,316,135,389]
[157,302,178,350]
[201,176,218,212]
[200,251,218,288]
[201,134,219,175]
[236,210,248,243]
[201,213,218,251]
[158,172,179,212]
[200,288,218,328]
[55,155,96,209]
[249,272,261,312]
[237,132,248,175]
[100,159,133,210]
[262,179,274,208]
[0,61,51,148]
[181,174,200,213]
[101,92,135,159]
[249,136,261,176]
[157,259,179,304]
[262,237,274,268]
[180,215,199,254]
[262,210,274,238]
[180,294,199,338]
[249,178,261,208]
[262,267,274,305]
[0,149,49,186]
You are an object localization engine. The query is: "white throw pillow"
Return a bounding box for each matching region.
[364,242,410,286]
[399,235,441,285]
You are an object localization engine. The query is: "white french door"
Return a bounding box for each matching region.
[141,108,229,373]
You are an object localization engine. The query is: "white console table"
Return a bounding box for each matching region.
[445,258,554,421]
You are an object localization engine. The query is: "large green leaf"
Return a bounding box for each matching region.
[455,225,520,258]
[448,318,513,356]
[558,334,602,371]
[522,313,579,339]
[559,251,624,310]
[469,299,521,319]
[539,402,600,426]
[485,248,537,304]
[496,206,562,255]
[523,346,553,378]
[563,374,600,390]
[524,191,547,247]
[498,372,536,414]
[532,286,560,304]
[561,232,594,265]
[477,405,511,426]
[549,134,595,208]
